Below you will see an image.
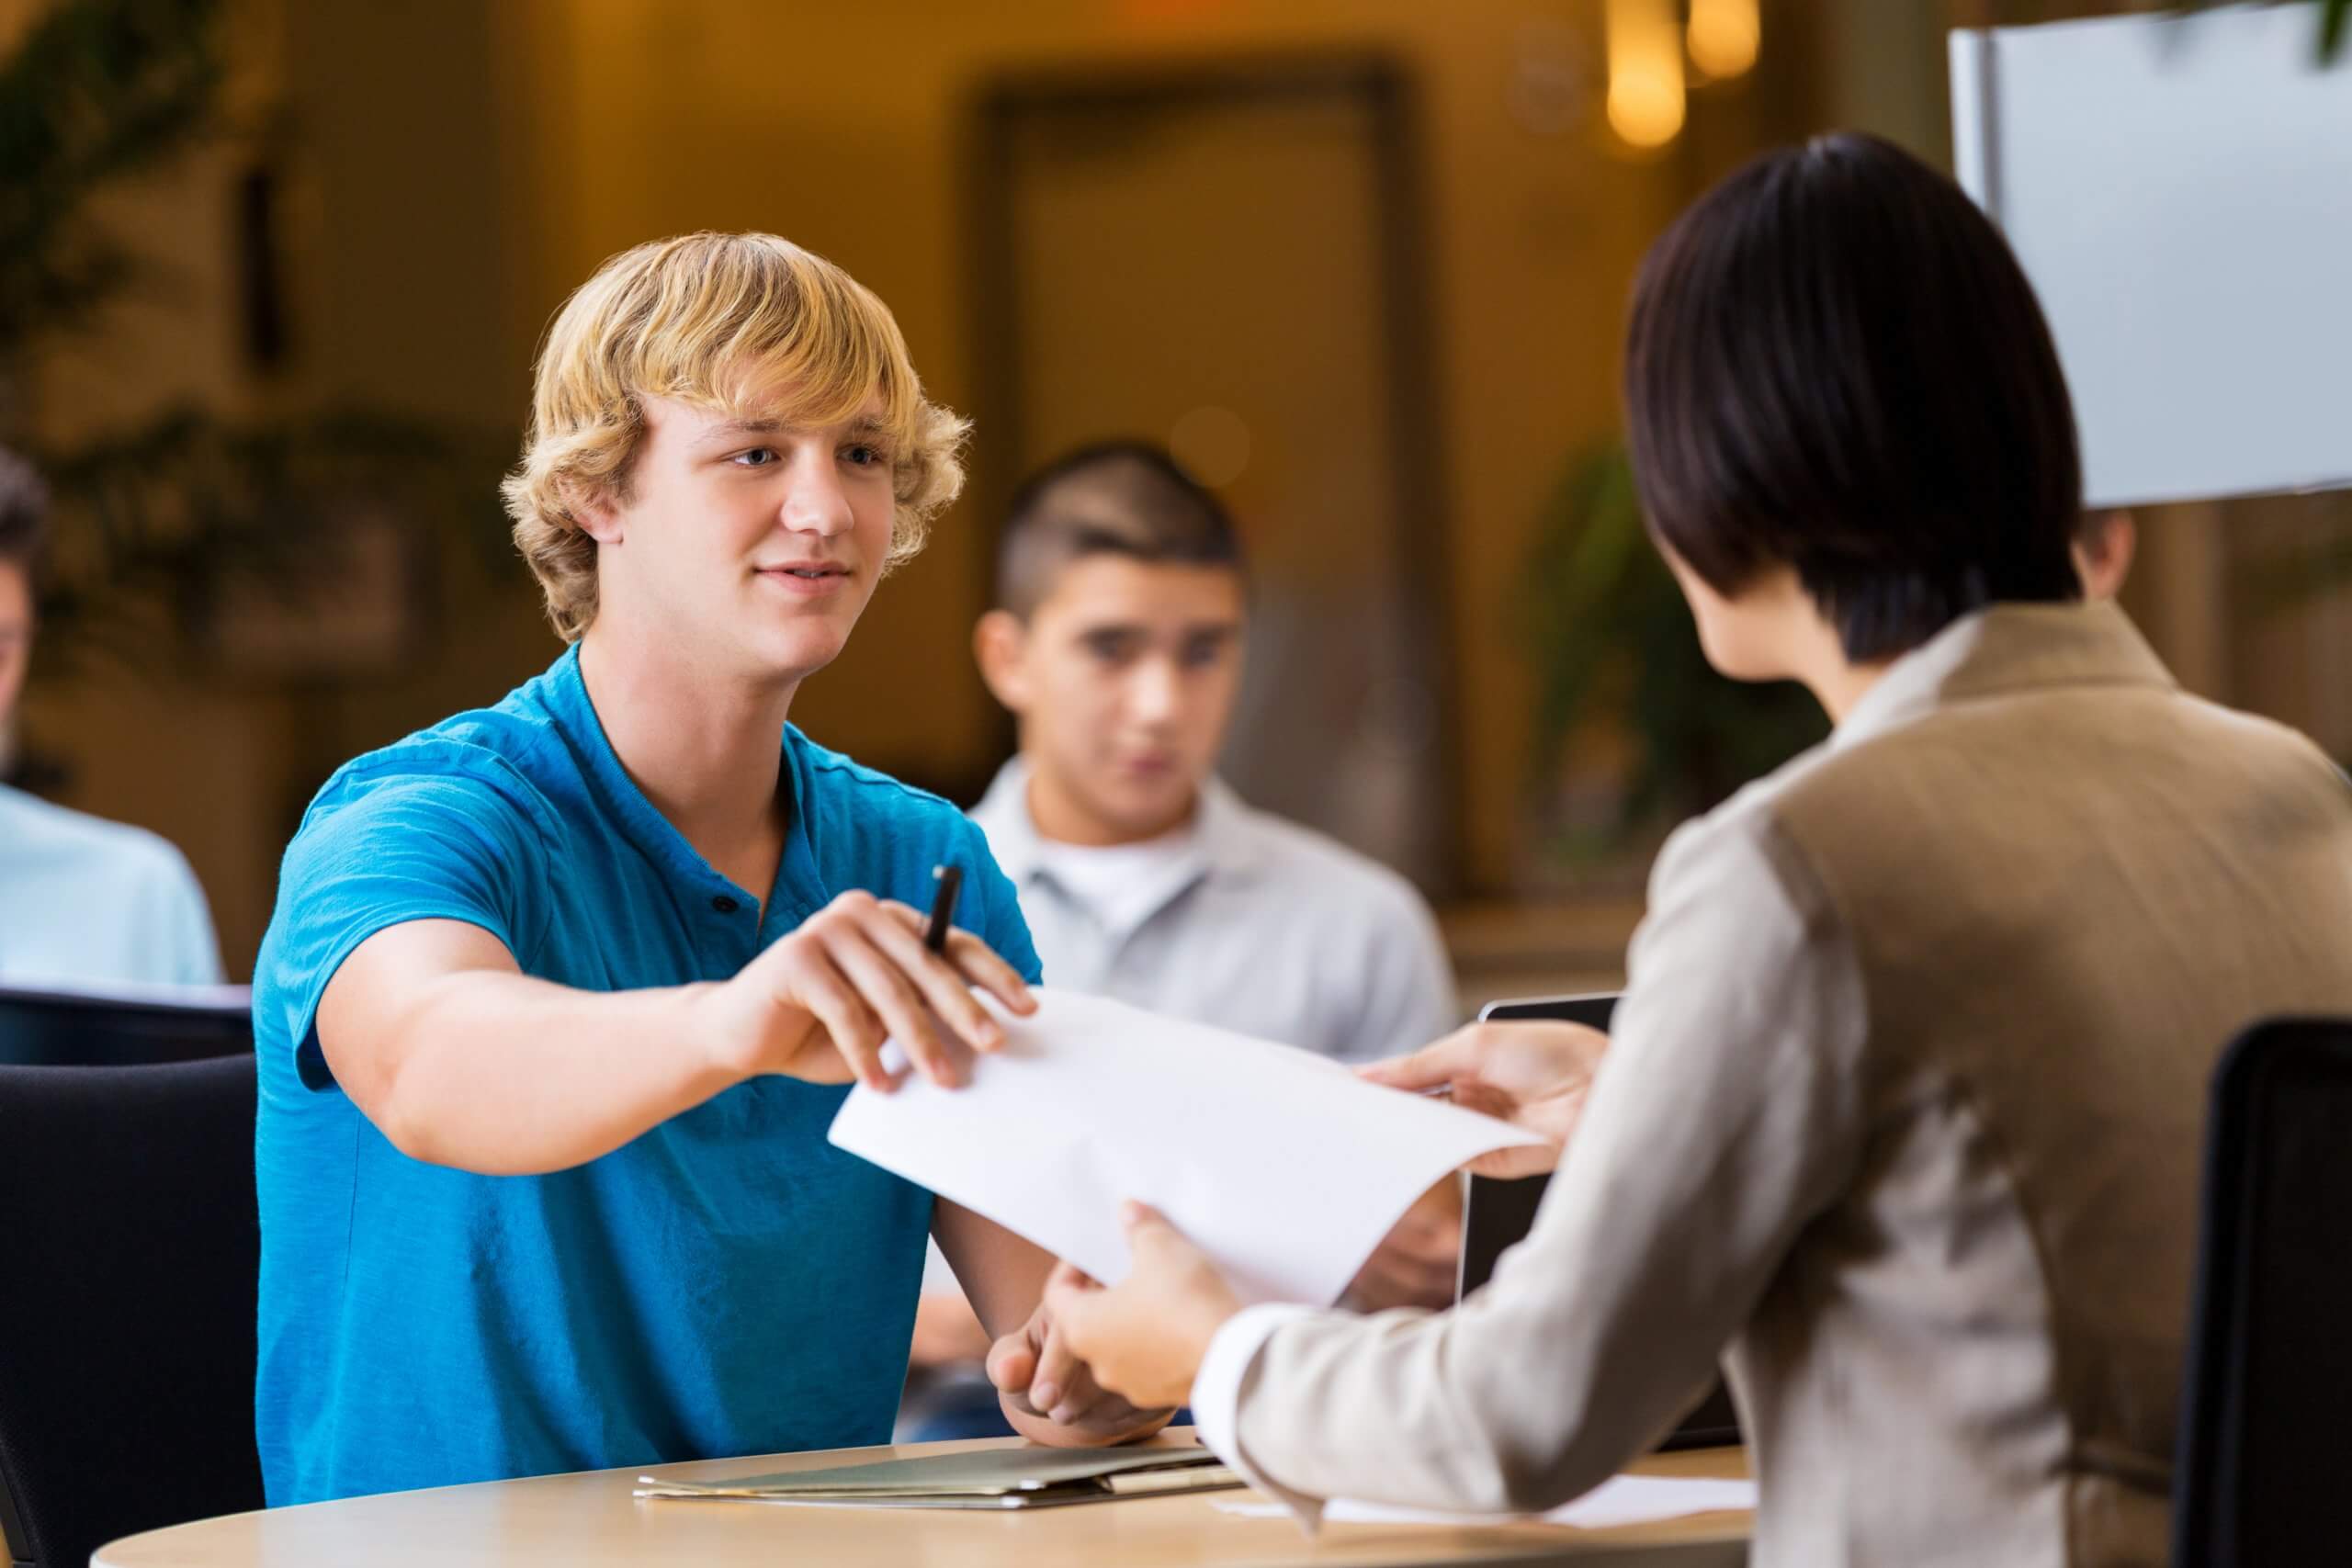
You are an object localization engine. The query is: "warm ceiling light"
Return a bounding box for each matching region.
[1606,0,1685,149]
[1688,0,1760,80]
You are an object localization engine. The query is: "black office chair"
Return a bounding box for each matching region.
[2172,1016,2352,1568]
[2164,1020,2352,1568]
[0,1055,264,1568]
[0,984,251,1067]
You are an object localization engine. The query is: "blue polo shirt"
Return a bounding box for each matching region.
[251,646,1039,1506]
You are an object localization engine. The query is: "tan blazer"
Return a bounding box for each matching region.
[1224,603,2352,1568]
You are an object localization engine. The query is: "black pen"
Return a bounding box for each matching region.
[922,863,963,955]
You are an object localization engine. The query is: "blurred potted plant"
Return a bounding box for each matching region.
[0,0,506,755]
[1516,443,1827,871]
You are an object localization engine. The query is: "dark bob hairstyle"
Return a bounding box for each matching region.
[1623,132,2084,663]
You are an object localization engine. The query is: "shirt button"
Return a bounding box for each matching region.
[711,895,740,914]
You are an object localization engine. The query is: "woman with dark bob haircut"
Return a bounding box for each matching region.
[1031,133,2352,1566]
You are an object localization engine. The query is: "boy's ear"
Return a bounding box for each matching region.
[569,483,625,547]
[973,610,1033,713]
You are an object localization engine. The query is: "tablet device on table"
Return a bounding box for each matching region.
[636,1443,1241,1509]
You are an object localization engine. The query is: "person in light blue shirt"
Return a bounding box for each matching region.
[0,446,222,990]
[253,233,1164,1506]
[0,785,221,989]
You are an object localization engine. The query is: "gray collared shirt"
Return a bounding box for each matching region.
[968,760,1457,1063]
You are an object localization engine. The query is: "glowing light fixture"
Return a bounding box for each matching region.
[1688,0,1761,80]
[1605,0,1686,150]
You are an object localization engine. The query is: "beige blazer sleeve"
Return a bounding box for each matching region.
[1224,800,1870,1514]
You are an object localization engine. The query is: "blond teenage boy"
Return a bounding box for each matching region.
[252,234,1160,1506]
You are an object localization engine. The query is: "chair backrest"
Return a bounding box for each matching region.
[2173,1016,2352,1568]
[0,986,251,1067]
[0,1055,263,1568]
[1458,992,1742,1453]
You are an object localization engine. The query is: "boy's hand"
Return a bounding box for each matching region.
[986,1295,1175,1447]
[696,890,1035,1090]
[1342,1176,1463,1311]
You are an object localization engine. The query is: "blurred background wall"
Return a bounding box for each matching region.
[3,0,2343,990]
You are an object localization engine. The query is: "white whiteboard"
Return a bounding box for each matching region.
[1951,5,2352,506]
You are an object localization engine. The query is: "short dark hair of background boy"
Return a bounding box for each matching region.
[992,440,1246,619]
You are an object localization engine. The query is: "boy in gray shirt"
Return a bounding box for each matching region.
[903,444,1458,1432]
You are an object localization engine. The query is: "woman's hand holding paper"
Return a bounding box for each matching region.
[984,1292,1176,1446]
[1357,1021,1611,1179]
[1042,1201,1244,1410]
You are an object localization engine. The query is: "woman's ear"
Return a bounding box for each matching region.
[2075,510,2136,601]
[973,609,1033,714]
[1663,546,1814,686]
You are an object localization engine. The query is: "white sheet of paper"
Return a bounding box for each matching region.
[826,987,1544,1306]
[1213,1474,1758,1529]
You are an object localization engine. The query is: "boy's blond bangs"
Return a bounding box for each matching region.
[503,232,968,641]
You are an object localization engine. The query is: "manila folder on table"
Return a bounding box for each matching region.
[635,1444,1243,1510]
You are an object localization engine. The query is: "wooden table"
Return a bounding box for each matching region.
[96,1432,1751,1567]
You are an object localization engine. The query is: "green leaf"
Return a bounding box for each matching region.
[0,0,520,692]
[0,0,225,362]
[2172,0,2350,64]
